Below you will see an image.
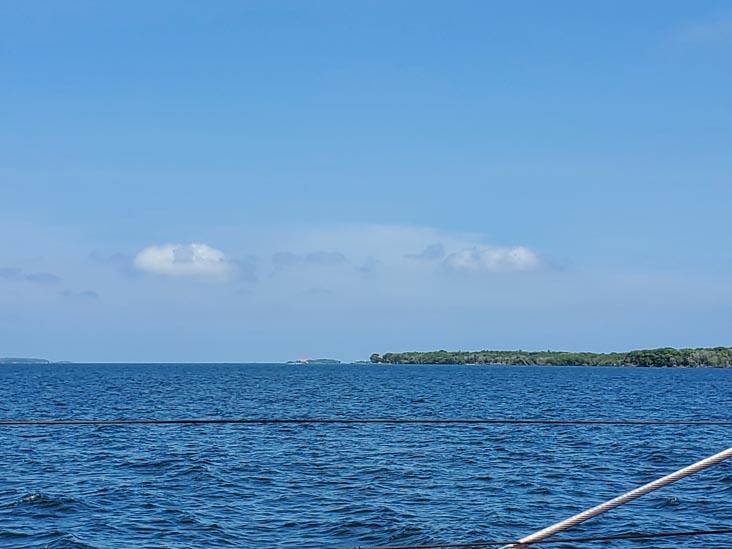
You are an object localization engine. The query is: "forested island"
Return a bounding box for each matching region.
[370,347,732,368]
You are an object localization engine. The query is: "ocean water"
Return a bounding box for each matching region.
[1,363,732,549]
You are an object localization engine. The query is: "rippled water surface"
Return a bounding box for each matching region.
[1,363,732,548]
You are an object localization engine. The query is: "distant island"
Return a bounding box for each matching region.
[369,347,732,368]
[287,358,341,364]
[0,357,51,364]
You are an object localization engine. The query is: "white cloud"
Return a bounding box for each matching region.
[443,246,541,273]
[133,243,234,280]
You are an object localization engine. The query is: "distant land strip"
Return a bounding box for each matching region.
[369,346,732,368]
[0,357,52,364]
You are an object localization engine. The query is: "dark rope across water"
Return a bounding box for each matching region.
[2,418,732,426]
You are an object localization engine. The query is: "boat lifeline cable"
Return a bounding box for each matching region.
[2,418,732,426]
[499,444,732,548]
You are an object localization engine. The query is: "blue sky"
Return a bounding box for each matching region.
[1,1,731,361]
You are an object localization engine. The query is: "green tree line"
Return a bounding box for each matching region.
[369,347,732,367]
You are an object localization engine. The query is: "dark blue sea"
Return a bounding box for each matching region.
[1,364,732,548]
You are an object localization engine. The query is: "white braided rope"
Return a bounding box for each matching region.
[501,445,732,548]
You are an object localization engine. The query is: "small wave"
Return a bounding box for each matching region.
[654,496,680,508]
[0,530,99,549]
[46,533,99,549]
[2,492,81,510]
[125,458,179,469]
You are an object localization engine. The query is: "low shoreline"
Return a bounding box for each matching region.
[369,346,732,368]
